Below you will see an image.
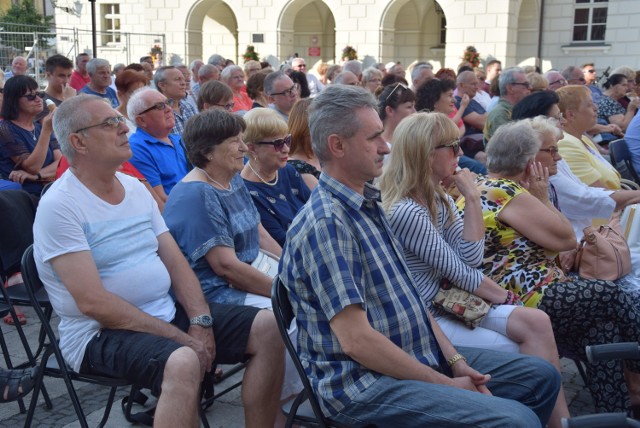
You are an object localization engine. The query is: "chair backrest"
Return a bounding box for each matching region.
[20,245,56,339]
[271,277,329,427]
[0,190,38,277]
[609,139,640,183]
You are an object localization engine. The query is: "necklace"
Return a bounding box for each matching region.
[247,162,278,186]
[195,167,233,191]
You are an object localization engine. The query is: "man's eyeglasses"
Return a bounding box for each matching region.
[217,102,235,111]
[435,138,460,156]
[549,79,567,87]
[21,91,46,101]
[384,83,408,102]
[270,84,299,97]
[255,134,292,152]
[74,115,126,133]
[511,82,531,89]
[539,146,560,154]
[138,100,170,115]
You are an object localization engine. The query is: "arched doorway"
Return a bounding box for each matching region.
[279,0,336,67]
[380,0,447,69]
[185,0,238,64]
[515,0,540,67]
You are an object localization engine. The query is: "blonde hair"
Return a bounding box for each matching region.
[380,112,459,224]
[527,72,548,92]
[243,108,288,144]
[556,85,590,115]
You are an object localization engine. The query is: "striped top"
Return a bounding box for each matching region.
[387,196,484,310]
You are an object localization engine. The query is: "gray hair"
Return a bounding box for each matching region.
[264,71,286,96]
[486,120,541,175]
[189,59,203,72]
[153,65,176,91]
[342,60,362,77]
[561,66,579,81]
[127,86,160,119]
[498,67,524,96]
[86,58,110,76]
[612,66,635,81]
[362,66,383,82]
[207,54,226,67]
[220,64,242,82]
[53,94,104,161]
[529,116,563,142]
[412,64,433,82]
[333,71,357,85]
[309,85,378,163]
[198,64,219,79]
[112,63,125,74]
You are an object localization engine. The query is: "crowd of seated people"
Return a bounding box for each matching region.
[1,50,640,426]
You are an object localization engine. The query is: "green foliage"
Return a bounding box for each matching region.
[0,0,53,52]
[243,45,259,63]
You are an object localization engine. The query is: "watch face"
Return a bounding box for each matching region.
[191,315,213,327]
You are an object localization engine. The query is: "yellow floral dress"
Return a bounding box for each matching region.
[457,178,565,307]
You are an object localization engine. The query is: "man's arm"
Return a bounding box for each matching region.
[330,304,490,393]
[463,111,488,131]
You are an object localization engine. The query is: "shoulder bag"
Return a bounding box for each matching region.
[433,279,491,329]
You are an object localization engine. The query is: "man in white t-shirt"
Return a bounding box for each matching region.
[33,94,284,427]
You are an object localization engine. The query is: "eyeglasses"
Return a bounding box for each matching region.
[585,69,596,74]
[511,82,531,89]
[295,64,306,69]
[255,134,292,151]
[138,100,170,115]
[217,102,235,111]
[384,83,408,102]
[435,138,460,156]
[21,91,46,101]
[74,115,126,133]
[539,146,560,154]
[549,79,567,87]
[270,84,299,97]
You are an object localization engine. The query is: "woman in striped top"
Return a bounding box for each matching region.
[379,112,570,427]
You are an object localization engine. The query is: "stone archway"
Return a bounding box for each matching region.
[380,0,446,69]
[185,0,238,64]
[278,0,336,66]
[515,0,540,67]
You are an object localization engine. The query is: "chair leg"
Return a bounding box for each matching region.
[0,326,26,413]
[25,358,47,428]
[96,386,118,428]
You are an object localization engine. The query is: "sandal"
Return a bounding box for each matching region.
[3,311,27,325]
[0,367,37,403]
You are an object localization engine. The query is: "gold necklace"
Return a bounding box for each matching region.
[195,167,233,191]
[247,162,278,186]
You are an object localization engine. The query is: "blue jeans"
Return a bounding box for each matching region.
[458,155,487,174]
[331,347,560,428]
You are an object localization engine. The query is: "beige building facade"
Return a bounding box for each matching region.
[52,0,640,73]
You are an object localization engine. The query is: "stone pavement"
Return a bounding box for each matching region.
[0,306,597,427]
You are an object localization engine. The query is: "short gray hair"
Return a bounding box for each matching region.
[362,66,383,83]
[499,67,524,96]
[529,116,563,143]
[53,94,104,161]
[342,60,362,77]
[127,86,160,119]
[309,85,378,163]
[561,66,579,81]
[207,54,225,67]
[412,64,433,83]
[486,120,541,175]
[220,64,242,82]
[153,65,176,91]
[86,58,110,76]
[264,71,286,96]
[198,64,219,79]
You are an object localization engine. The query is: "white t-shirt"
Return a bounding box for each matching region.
[34,171,176,371]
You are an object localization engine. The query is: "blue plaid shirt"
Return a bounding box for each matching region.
[170,98,197,136]
[280,173,446,417]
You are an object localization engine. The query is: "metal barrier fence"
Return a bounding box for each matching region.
[0,22,165,87]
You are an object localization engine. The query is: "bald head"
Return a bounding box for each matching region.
[333,71,359,86]
[457,71,480,98]
[12,56,27,75]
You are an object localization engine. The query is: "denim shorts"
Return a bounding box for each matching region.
[80,302,259,396]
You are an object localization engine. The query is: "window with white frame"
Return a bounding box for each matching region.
[101,4,121,46]
[572,0,608,42]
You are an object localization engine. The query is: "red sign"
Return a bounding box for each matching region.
[308,47,321,57]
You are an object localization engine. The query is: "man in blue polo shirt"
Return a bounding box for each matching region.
[280,85,560,427]
[78,58,119,108]
[128,87,190,211]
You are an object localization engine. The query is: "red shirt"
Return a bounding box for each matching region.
[56,156,145,180]
[69,70,91,91]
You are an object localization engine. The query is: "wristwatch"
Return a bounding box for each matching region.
[189,314,213,328]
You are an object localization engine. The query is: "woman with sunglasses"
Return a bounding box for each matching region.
[241,108,311,246]
[379,112,571,427]
[378,82,416,146]
[0,75,60,195]
[196,80,234,112]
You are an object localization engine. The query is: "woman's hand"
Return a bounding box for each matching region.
[558,249,578,273]
[521,162,550,203]
[452,168,480,200]
[629,97,640,112]
[41,110,55,135]
[9,169,37,184]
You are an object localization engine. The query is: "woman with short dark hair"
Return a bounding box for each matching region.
[196,80,234,112]
[599,73,640,132]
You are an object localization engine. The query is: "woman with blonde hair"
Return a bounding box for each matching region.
[287,98,320,189]
[379,112,570,427]
[241,108,310,245]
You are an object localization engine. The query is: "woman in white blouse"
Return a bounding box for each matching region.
[379,112,570,427]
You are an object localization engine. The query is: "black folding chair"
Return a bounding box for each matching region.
[271,277,355,428]
[609,139,640,186]
[21,245,133,428]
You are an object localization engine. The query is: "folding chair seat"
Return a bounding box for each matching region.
[271,277,356,428]
[609,138,640,186]
[21,245,133,428]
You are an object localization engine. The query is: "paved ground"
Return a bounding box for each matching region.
[0,306,598,427]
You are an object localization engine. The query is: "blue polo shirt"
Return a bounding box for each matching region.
[128,128,189,195]
[78,85,120,108]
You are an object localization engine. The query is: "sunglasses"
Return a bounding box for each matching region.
[138,100,170,115]
[435,138,460,156]
[75,115,126,133]
[384,82,408,102]
[270,84,299,97]
[585,69,596,74]
[21,91,46,101]
[539,146,560,154]
[255,134,292,151]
